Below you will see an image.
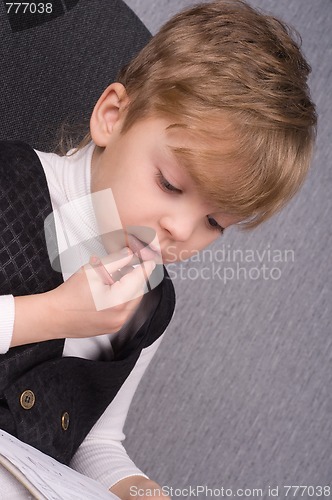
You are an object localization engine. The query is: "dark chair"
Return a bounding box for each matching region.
[0,0,151,152]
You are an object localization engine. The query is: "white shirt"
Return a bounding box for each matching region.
[0,142,170,489]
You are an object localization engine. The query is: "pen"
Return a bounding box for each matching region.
[124,233,153,291]
[90,255,115,285]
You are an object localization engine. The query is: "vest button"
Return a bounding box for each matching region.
[20,390,35,410]
[61,411,70,431]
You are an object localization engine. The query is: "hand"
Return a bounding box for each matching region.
[110,476,171,500]
[49,247,157,338]
[12,248,157,347]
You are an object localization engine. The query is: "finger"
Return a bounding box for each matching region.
[83,249,133,305]
[107,260,156,307]
[110,264,135,282]
[114,259,156,297]
[85,248,134,281]
[102,247,135,272]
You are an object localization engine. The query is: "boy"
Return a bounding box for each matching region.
[0,1,316,498]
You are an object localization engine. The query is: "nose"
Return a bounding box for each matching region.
[159,212,198,242]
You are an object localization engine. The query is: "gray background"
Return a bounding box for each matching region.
[122,1,332,497]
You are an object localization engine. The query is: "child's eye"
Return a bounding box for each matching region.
[156,172,182,193]
[207,216,224,235]
[156,171,224,235]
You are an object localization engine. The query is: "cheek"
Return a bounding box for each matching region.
[90,188,131,256]
[189,232,221,254]
[119,181,155,221]
[91,189,123,234]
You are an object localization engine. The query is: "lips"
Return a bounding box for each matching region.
[126,233,162,263]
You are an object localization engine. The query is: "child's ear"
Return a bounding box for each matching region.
[90,83,129,147]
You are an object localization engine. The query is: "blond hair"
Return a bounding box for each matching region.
[64,0,317,230]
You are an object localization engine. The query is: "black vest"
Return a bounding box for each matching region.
[0,141,176,464]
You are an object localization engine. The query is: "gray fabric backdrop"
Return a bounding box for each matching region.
[121,1,332,497]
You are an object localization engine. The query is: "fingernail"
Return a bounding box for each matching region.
[90,255,99,265]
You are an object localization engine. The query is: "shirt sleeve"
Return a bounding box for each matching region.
[0,295,15,354]
[69,333,165,489]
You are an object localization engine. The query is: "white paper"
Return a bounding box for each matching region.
[0,430,119,499]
